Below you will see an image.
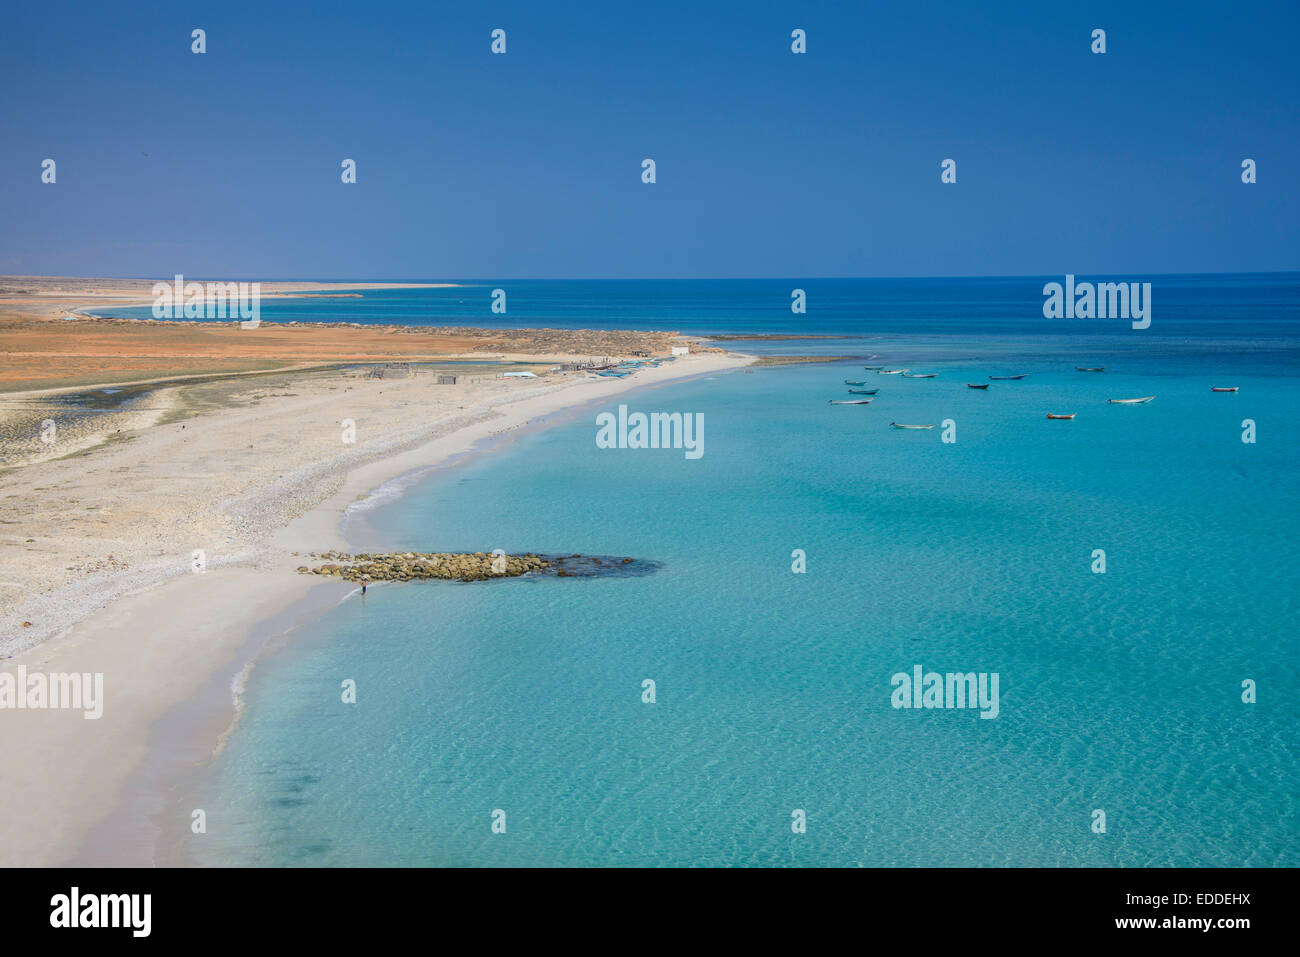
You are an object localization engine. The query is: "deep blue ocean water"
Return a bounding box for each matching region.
[181,276,1298,866]
[102,274,1298,342]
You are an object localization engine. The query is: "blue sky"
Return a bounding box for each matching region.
[1,0,1296,279]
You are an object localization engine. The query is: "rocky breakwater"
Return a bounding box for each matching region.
[298,550,660,583]
[300,551,550,583]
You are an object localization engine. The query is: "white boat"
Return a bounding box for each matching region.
[830,399,873,405]
[902,372,937,378]
[1108,396,1155,404]
[890,422,934,430]
[878,369,908,375]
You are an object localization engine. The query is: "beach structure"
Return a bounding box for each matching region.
[672,346,690,356]
[435,374,458,385]
[366,362,411,379]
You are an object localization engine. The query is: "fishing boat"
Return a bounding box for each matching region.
[988,374,1028,380]
[902,372,937,378]
[1211,386,1239,392]
[830,399,873,405]
[848,389,878,395]
[1075,366,1105,372]
[1046,413,1076,420]
[844,380,867,385]
[966,383,989,389]
[890,422,934,430]
[878,369,908,375]
[1108,396,1155,404]
[863,365,885,370]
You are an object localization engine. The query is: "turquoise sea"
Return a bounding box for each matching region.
[177,276,1298,867]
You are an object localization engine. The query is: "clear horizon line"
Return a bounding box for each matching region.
[5,270,1299,284]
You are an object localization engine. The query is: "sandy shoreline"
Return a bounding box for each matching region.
[0,345,751,866]
[0,276,459,321]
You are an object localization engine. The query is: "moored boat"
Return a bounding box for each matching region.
[989,374,1028,380]
[902,372,937,378]
[1211,386,1239,392]
[1075,366,1105,372]
[890,422,935,430]
[848,389,879,395]
[1108,396,1155,404]
[863,365,884,370]
[844,380,867,385]
[1046,413,1076,420]
[966,383,989,389]
[878,369,908,375]
[830,399,873,405]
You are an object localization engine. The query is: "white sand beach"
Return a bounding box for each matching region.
[0,349,751,866]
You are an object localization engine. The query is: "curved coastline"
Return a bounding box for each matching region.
[20,350,754,867]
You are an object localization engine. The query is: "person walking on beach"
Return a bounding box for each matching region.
[361,579,368,596]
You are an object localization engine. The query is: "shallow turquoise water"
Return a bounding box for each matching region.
[188,325,1298,866]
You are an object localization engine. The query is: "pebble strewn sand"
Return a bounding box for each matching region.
[0,390,177,469]
[0,370,519,655]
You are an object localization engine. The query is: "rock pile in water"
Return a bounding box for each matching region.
[299,550,549,583]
